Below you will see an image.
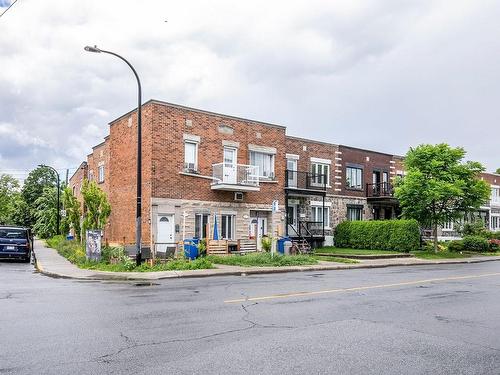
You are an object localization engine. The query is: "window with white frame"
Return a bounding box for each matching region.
[346,205,363,221]
[195,213,209,239]
[491,215,500,232]
[311,206,330,228]
[221,214,235,240]
[442,220,454,231]
[98,165,104,183]
[250,151,275,178]
[346,166,363,189]
[492,187,500,205]
[184,141,198,172]
[311,163,329,186]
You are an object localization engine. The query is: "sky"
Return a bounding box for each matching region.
[1,0,499,182]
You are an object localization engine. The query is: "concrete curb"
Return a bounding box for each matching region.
[34,254,500,281]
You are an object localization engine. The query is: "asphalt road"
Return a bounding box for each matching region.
[2,253,500,374]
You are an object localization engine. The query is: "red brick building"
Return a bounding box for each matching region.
[70,100,498,251]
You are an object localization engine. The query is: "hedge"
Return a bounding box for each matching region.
[334,219,420,252]
[462,235,489,252]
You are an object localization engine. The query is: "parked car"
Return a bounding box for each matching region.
[0,226,33,262]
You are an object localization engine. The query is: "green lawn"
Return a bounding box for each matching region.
[313,255,359,264]
[314,247,404,256]
[46,236,214,272]
[412,251,500,260]
[207,253,319,267]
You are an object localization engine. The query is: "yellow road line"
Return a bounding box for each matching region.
[224,272,500,303]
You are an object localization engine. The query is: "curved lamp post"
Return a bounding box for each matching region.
[39,164,60,235]
[84,45,143,265]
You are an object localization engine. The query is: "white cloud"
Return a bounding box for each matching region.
[0,0,498,173]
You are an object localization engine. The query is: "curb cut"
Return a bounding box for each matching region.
[34,255,500,281]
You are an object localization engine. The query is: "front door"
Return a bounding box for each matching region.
[287,204,298,235]
[156,214,174,253]
[287,159,297,188]
[223,147,237,184]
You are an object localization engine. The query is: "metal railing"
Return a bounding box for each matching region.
[285,170,326,191]
[212,163,260,187]
[366,182,394,197]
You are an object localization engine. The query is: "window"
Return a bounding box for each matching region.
[184,141,198,171]
[311,206,330,228]
[311,163,329,186]
[491,216,500,232]
[492,187,500,205]
[88,170,94,181]
[195,214,209,239]
[250,151,274,178]
[346,167,363,189]
[98,166,104,183]
[221,214,235,240]
[443,220,454,231]
[347,205,363,221]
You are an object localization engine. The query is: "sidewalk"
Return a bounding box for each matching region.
[34,240,500,281]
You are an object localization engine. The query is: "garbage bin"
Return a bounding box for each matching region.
[66,235,74,241]
[184,239,199,260]
[277,237,291,255]
[283,241,293,255]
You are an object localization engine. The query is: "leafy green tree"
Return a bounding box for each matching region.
[496,168,500,174]
[8,196,31,227]
[62,186,82,241]
[395,144,490,252]
[81,181,111,233]
[33,186,58,238]
[0,174,20,224]
[21,166,58,227]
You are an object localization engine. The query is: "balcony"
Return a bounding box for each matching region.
[366,182,399,204]
[285,170,326,195]
[211,163,260,191]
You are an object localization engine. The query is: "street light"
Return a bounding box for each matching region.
[84,45,143,266]
[39,164,60,236]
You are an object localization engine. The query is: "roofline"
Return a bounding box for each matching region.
[108,99,287,130]
[286,135,339,147]
[339,144,403,158]
[482,172,500,177]
[92,140,107,150]
[69,161,87,182]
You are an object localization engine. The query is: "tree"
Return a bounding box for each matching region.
[496,168,500,174]
[0,174,20,225]
[81,181,111,233]
[395,144,490,252]
[62,186,82,241]
[33,186,58,238]
[21,166,58,227]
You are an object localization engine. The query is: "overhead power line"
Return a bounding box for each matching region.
[0,0,19,18]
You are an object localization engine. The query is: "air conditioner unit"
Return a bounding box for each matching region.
[234,192,244,201]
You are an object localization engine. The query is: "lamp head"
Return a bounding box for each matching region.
[84,45,101,53]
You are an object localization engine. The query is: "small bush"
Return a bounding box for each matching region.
[458,221,490,238]
[447,240,464,252]
[488,239,500,252]
[462,235,489,252]
[261,236,272,252]
[334,220,420,252]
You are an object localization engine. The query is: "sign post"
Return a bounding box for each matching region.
[271,200,279,257]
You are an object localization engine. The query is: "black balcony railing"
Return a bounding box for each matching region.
[285,170,327,191]
[366,182,394,198]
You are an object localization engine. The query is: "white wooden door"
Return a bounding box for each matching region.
[156,214,174,252]
[223,147,237,184]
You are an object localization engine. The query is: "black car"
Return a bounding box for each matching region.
[0,226,33,262]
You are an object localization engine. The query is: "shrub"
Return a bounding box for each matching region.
[458,221,490,238]
[462,235,489,252]
[447,240,464,252]
[334,219,420,252]
[488,239,500,252]
[261,236,272,252]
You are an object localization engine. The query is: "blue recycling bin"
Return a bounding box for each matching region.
[277,237,291,254]
[66,234,74,241]
[184,239,199,260]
